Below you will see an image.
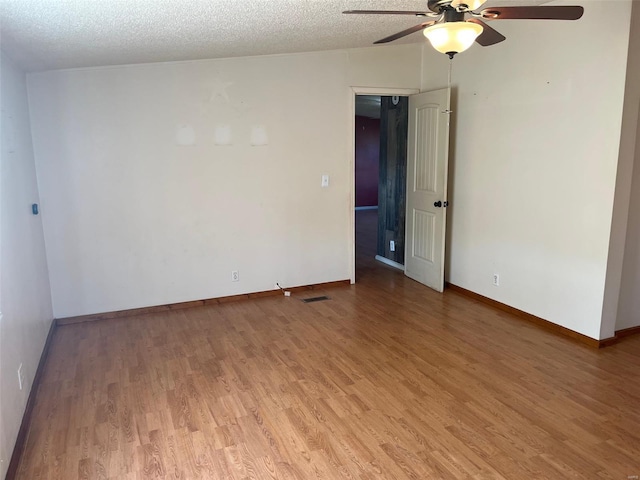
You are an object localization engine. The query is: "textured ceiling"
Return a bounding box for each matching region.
[1,0,551,72]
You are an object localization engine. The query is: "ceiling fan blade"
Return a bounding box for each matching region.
[467,18,506,46]
[480,6,584,20]
[373,22,436,44]
[343,10,431,16]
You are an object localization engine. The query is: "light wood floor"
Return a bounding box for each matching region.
[16,211,640,479]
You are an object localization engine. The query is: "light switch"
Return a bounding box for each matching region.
[321,174,330,187]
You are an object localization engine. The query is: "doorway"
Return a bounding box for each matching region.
[351,87,451,291]
[354,93,410,280]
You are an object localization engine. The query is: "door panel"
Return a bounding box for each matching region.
[413,209,436,263]
[404,88,450,292]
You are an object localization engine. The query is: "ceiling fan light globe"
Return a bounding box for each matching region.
[451,0,487,11]
[423,22,483,55]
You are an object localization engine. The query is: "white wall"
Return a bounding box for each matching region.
[27,44,422,319]
[422,1,632,339]
[616,108,640,331]
[0,52,54,478]
[612,1,640,334]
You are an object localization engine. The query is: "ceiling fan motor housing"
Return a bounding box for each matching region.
[443,9,466,22]
[427,0,460,14]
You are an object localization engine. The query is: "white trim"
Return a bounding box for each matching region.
[375,255,405,271]
[349,87,419,285]
[355,206,378,211]
[348,87,356,284]
[352,87,420,96]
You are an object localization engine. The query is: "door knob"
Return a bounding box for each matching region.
[434,201,442,208]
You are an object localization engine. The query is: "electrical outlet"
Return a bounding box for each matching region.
[18,363,25,390]
[231,271,239,282]
[390,240,395,252]
[493,273,500,287]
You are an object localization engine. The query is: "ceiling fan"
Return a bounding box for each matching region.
[344,0,584,58]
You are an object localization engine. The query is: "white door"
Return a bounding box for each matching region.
[404,88,451,292]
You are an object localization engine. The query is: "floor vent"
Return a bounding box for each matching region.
[302,296,330,303]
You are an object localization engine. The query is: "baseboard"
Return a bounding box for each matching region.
[6,318,57,480]
[375,255,404,271]
[615,324,640,339]
[445,283,617,349]
[56,280,351,325]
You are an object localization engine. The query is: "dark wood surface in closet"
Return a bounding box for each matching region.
[377,96,408,265]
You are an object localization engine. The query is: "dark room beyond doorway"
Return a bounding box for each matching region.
[355,94,409,277]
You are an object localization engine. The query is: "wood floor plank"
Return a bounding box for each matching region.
[13,210,640,479]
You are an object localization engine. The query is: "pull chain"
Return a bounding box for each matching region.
[443,57,453,115]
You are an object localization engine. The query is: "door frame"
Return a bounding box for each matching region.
[349,86,420,284]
